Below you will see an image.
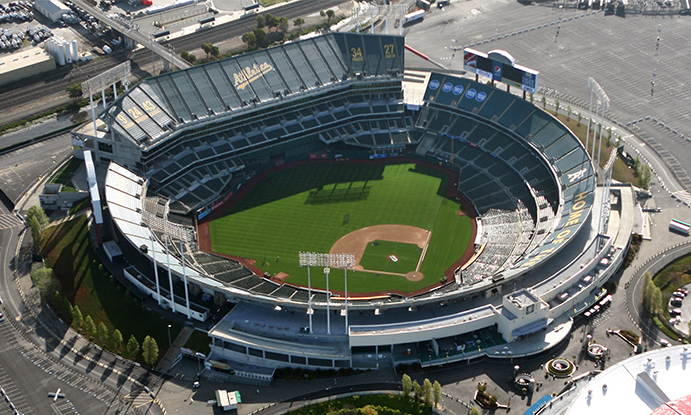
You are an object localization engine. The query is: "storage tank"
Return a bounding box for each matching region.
[48,38,65,66]
[71,39,78,61]
[62,40,72,64]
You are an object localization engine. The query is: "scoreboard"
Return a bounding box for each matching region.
[463,48,539,93]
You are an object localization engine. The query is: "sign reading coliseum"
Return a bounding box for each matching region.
[233,62,274,90]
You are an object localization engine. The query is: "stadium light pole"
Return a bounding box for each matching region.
[308,262,313,334]
[149,232,162,306]
[344,263,349,335]
[325,267,331,335]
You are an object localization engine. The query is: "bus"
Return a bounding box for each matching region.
[403,9,425,25]
[669,219,690,236]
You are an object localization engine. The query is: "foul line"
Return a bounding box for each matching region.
[416,230,432,272]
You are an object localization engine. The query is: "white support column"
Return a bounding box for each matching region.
[166,238,175,312]
[151,234,161,305]
[180,241,191,319]
[89,90,97,140]
[101,89,106,109]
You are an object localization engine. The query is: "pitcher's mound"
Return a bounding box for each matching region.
[405,271,424,282]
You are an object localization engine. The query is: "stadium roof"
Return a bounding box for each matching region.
[100,33,405,147]
[564,345,691,415]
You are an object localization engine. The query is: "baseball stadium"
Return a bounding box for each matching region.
[72,32,634,378]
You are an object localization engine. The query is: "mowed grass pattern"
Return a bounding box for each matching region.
[209,162,472,293]
[359,240,422,274]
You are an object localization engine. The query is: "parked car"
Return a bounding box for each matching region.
[673,291,685,299]
[670,308,682,316]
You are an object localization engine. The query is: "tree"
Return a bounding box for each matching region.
[180,50,196,64]
[255,14,265,29]
[469,407,482,415]
[142,335,160,367]
[72,305,83,330]
[320,10,326,22]
[62,299,73,324]
[53,291,63,307]
[279,16,289,32]
[264,14,279,31]
[566,105,572,121]
[209,45,219,59]
[201,43,213,60]
[84,315,96,340]
[253,28,267,48]
[641,164,651,189]
[541,95,547,109]
[242,31,257,48]
[97,322,109,344]
[642,271,651,300]
[423,378,432,404]
[577,112,583,126]
[554,98,560,115]
[412,380,421,401]
[650,285,662,315]
[111,329,123,350]
[644,279,655,312]
[326,9,335,23]
[293,17,304,31]
[66,83,83,99]
[402,374,412,398]
[360,405,378,415]
[31,267,57,298]
[26,206,49,253]
[433,380,442,408]
[126,335,140,359]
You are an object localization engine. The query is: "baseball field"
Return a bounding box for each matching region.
[206,160,474,295]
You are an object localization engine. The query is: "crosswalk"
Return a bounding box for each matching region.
[124,386,155,409]
[0,213,23,230]
[672,190,691,206]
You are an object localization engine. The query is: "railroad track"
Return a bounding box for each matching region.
[1,0,349,124]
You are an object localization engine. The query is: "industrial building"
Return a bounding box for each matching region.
[0,47,56,86]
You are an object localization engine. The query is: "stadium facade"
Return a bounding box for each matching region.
[73,33,634,376]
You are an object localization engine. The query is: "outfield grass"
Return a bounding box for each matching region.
[209,162,473,294]
[359,240,422,275]
[41,215,181,362]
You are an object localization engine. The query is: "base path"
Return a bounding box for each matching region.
[330,224,430,276]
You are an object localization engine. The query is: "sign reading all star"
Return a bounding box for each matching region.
[233,62,273,90]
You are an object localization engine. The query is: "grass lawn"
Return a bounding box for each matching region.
[51,157,82,186]
[184,329,211,355]
[550,112,643,187]
[652,253,691,328]
[287,394,432,415]
[208,162,473,294]
[360,240,422,275]
[41,215,182,362]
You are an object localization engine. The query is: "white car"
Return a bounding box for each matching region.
[0,313,4,322]
[660,339,671,347]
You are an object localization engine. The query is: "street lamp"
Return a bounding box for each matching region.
[167,324,172,348]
